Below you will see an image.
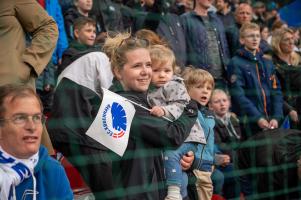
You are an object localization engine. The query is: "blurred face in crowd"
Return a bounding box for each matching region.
[141,0,155,7]
[209,90,230,118]
[235,3,252,25]
[0,95,43,159]
[215,0,227,12]
[240,29,261,55]
[261,26,270,41]
[280,32,295,54]
[114,48,152,92]
[151,60,174,88]
[188,82,213,106]
[74,23,96,46]
[196,0,212,10]
[75,0,93,14]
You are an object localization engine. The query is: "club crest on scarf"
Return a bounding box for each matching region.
[102,102,127,139]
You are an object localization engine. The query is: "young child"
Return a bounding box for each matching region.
[209,89,241,199]
[60,17,97,75]
[227,22,283,139]
[147,45,207,200]
[181,67,216,200]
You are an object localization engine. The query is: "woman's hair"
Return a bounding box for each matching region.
[181,66,215,91]
[149,45,176,71]
[102,32,150,75]
[239,22,260,38]
[271,27,300,66]
[135,29,169,47]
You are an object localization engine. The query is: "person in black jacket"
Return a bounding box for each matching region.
[103,32,197,200]
[209,89,241,199]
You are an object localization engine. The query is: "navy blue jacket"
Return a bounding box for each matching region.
[181,11,230,71]
[227,48,283,136]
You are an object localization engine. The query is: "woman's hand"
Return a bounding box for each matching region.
[180,151,194,170]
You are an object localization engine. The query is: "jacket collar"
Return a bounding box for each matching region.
[236,47,263,62]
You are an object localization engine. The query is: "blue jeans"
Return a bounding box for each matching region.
[164,142,198,197]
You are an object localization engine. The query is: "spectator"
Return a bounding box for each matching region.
[48,50,114,199]
[225,2,253,57]
[0,84,73,200]
[252,1,266,26]
[209,89,241,199]
[135,0,188,67]
[104,33,197,199]
[181,66,216,200]
[0,0,58,155]
[181,0,230,89]
[271,27,301,127]
[214,0,235,29]
[64,0,106,43]
[259,24,272,54]
[147,45,206,199]
[59,17,98,75]
[91,0,124,32]
[36,0,69,114]
[227,22,283,140]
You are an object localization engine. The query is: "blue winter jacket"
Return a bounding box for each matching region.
[15,146,73,200]
[193,105,216,172]
[227,48,283,135]
[181,11,230,71]
[45,0,68,65]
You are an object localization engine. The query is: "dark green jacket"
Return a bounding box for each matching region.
[109,79,198,200]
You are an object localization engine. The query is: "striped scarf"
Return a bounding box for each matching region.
[0,146,38,200]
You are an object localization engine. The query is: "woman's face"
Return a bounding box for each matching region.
[115,48,152,92]
[280,32,295,54]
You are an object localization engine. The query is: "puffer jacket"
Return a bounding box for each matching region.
[227,48,283,138]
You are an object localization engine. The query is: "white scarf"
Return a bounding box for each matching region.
[0,146,39,200]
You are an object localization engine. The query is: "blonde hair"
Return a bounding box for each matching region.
[102,32,150,76]
[210,89,230,101]
[149,45,176,72]
[239,22,260,38]
[181,66,215,91]
[271,28,300,66]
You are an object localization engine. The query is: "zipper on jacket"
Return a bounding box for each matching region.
[255,63,269,120]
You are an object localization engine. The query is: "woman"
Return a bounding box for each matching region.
[271,27,301,127]
[103,33,197,199]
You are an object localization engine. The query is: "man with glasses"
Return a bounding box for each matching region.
[0,84,73,200]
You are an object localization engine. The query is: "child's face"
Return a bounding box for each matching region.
[209,91,230,118]
[240,29,261,54]
[151,60,174,87]
[75,0,92,13]
[188,82,213,106]
[75,23,96,46]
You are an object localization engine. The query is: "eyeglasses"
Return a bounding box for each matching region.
[0,113,46,126]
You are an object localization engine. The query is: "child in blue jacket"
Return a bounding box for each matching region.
[227,22,283,139]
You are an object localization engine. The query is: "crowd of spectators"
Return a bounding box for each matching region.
[1,0,301,199]
[38,0,301,199]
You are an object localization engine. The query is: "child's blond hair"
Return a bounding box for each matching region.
[239,22,260,38]
[181,66,215,91]
[149,45,176,72]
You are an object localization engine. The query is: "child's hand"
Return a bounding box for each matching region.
[257,118,269,130]
[268,119,278,129]
[150,106,165,117]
